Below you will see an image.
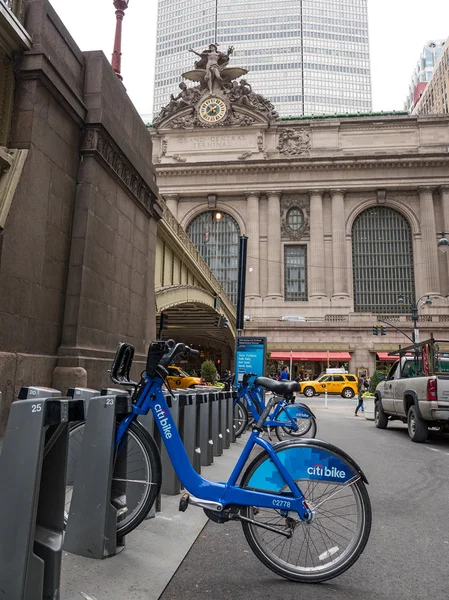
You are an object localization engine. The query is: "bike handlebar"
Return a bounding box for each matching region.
[158,340,200,369]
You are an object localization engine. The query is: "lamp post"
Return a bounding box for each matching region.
[398,294,432,344]
[111,0,129,81]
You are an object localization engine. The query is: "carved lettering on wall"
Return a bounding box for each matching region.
[173,134,249,151]
[81,126,160,218]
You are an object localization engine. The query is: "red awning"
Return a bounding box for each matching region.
[270,351,351,362]
[377,352,414,362]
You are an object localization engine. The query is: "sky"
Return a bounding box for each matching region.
[50,0,449,118]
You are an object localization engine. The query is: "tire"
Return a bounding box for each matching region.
[374,401,388,429]
[65,420,162,537]
[303,386,315,398]
[407,405,428,443]
[274,408,317,441]
[342,387,354,399]
[233,400,248,438]
[240,441,372,583]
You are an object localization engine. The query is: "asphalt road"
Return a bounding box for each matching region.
[160,398,449,600]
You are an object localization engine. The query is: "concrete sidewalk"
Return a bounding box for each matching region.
[61,434,249,600]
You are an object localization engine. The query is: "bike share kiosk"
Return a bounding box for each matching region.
[0,392,82,600]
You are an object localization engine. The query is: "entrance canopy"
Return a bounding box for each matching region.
[376,352,396,362]
[270,351,351,362]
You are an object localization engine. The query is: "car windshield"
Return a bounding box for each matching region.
[169,367,190,377]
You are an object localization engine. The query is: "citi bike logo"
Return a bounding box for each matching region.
[155,404,172,439]
[307,463,346,479]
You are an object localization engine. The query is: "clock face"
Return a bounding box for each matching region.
[199,97,227,123]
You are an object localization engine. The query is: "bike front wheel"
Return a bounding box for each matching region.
[274,415,317,441]
[65,420,162,537]
[240,442,371,583]
[233,400,248,438]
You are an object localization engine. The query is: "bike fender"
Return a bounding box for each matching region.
[295,402,316,419]
[246,438,368,492]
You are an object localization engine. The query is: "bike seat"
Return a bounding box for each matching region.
[254,377,299,396]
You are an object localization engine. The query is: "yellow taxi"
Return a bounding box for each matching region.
[300,374,358,399]
[166,365,201,390]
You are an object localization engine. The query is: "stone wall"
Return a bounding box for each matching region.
[0,0,160,432]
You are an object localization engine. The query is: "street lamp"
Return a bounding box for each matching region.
[437,231,449,253]
[111,0,130,82]
[398,294,432,343]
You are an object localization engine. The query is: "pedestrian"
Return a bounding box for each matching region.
[280,366,289,381]
[354,371,366,416]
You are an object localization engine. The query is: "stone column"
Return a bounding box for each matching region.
[266,191,282,297]
[308,189,326,298]
[164,194,179,221]
[419,187,440,296]
[441,186,449,282]
[330,189,349,297]
[245,191,261,297]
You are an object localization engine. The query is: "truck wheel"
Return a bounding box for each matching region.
[374,401,388,429]
[303,386,315,398]
[407,405,428,443]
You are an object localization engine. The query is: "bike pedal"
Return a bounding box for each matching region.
[179,492,190,512]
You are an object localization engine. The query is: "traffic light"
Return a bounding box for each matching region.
[380,326,386,336]
[215,315,229,328]
[372,325,378,336]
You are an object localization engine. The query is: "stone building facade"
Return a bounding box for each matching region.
[0,1,161,432]
[150,52,449,377]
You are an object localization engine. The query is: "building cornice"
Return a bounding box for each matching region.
[155,154,449,178]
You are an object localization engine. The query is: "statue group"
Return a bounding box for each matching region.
[153,43,279,127]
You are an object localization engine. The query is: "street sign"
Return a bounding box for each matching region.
[235,336,267,383]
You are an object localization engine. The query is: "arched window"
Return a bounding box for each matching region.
[352,207,415,313]
[187,211,240,304]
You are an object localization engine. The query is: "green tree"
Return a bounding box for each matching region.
[369,370,388,394]
[201,360,217,384]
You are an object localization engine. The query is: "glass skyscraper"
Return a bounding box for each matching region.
[153,0,372,118]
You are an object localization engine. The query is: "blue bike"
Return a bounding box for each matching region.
[233,373,317,440]
[66,340,371,583]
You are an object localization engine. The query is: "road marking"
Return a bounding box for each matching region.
[425,446,449,456]
[80,593,98,600]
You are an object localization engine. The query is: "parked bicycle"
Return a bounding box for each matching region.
[66,340,371,583]
[233,372,317,440]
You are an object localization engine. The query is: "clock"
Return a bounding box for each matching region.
[199,97,227,123]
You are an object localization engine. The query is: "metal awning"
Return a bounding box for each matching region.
[270,351,352,362]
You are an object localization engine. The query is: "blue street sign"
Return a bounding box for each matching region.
[235,337,267,382]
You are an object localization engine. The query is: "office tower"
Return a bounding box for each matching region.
[405,40,446,113]
[153,0,372,118]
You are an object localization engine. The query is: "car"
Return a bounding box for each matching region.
[278,315,307,322]
[300,374,358,399]
[244,315,253,321]
[166,365,201,390]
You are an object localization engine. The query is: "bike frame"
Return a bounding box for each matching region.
[236,383,301,431]
[115,376,310,520]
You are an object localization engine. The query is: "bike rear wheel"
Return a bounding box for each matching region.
[65,420,162,537]
[240,443,371,583]
[233,400,248,437]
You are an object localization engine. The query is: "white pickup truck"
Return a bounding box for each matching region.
[374,338,449,443]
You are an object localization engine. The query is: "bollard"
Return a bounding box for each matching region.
[63,394,132,559]
[198,392,213,466]
[324,390,328,409]
[219,391,230,449]
[209,392,222,457]
[0,395,80,600]
[179,392,201,476]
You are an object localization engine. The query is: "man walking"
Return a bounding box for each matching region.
[280,366,289,381]
[354,372,366,416]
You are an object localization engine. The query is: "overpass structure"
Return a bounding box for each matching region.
[156,196,236,371]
